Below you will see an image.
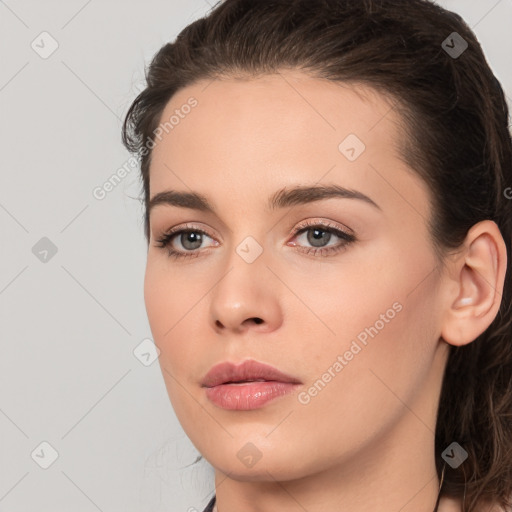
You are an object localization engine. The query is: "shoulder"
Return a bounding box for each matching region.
[439,495,510,512]
[200,495,216,512]
[439,495,463,512]
[475,496,510,512]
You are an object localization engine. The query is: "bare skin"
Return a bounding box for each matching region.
[144,71,507,512]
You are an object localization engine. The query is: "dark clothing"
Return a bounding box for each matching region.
[202,495,216,512]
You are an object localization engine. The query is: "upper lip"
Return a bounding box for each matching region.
[201,359,302,387]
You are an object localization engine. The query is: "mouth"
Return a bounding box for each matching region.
[221,379,267,385]
[201,359,301,387]
[201,359,302,410]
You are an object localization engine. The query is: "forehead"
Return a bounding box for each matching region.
[152,71,402,163]
[148,71,429,221]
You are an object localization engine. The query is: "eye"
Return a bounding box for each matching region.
[288,219,356,257]
[154,223,217,260]
[154,220,356,260]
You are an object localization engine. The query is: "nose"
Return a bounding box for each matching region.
[214,315,264,330]
[208,251,283,336]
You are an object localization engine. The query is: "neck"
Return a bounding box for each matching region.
[212,412,444,512]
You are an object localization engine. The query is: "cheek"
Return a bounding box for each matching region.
[144,266,202,422]
[289,272,440,457]
[295,241,440,398]
[143,260,214,396]
[143,259,199,337]
[144,263,170,340]
[143,262,195,370]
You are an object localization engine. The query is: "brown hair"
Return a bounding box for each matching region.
[121,0,512,509]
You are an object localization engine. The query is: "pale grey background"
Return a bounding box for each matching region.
[0,1,511,511]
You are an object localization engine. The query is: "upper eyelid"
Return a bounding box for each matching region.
[159,219,351,238]
[294,218,354,234]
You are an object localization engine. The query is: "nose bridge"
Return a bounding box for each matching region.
[221,207,272,266]
[219,228,269,290]
[234,232,266,266]
[207,222,283,332]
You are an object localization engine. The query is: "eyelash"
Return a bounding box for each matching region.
[154,220,356,261]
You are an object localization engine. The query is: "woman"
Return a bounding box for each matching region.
[122,1,512,511]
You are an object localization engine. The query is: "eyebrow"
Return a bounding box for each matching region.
[148,184,381,217]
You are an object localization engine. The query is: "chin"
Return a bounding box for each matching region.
[202,443,314,482]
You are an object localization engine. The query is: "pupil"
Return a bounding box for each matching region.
[308,228,331,248]
[182,231,202,249]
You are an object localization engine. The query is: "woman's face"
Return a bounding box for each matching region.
[145,71,450,481]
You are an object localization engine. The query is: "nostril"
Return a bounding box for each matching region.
[252,318,263,324]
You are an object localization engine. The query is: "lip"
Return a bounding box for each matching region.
[201,359,302,411]
[202,359,301,387]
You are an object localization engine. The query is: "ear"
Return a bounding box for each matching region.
[440,220,508,347]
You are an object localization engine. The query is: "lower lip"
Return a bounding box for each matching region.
[204,381,300,410]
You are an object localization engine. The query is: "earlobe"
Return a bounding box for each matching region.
[440,220,507,347]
